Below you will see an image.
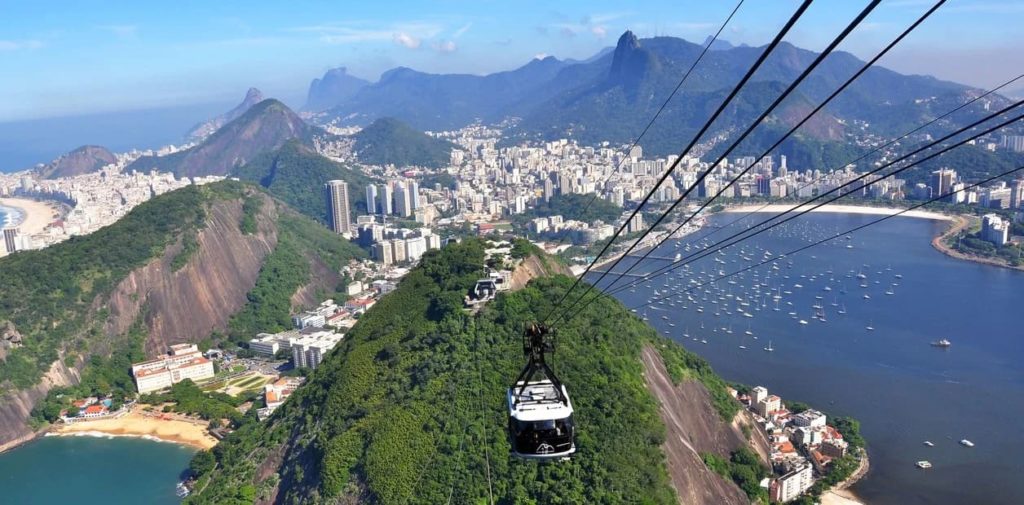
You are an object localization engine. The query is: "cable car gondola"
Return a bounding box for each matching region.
[507,324,576,460]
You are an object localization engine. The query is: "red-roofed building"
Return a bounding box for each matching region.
[82,404,107,418]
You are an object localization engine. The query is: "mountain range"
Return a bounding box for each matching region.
[309,31,1008,169]
[304,67,370,112]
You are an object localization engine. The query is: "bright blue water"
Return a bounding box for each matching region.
[0,436,193,504]
[599,212,1024,505]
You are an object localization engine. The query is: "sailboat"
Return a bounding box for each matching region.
[764,340,774,352]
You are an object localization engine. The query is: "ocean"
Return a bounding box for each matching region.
[598,212,1024,505]
[0,435,194,504]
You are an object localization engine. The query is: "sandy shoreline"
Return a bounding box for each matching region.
[723,203,952,221]
[0,197,61,234]
[50,410,217,450]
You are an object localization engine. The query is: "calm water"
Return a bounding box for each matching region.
[597,212,1024,505]
[0,436,193,504]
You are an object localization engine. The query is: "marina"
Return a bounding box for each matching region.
[596,211,1024,505]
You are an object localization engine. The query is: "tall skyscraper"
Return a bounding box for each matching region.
[408,181,420,210]
[394,181,412,217]
[324,180,352,234]
[366,185,378,215]
[379,183,393,215]
[931,169,957,201]
[2,227,18,254]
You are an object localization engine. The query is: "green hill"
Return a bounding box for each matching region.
[352,117,456,168]
[233,140,373,222]
[186,239,747,504]
[0,180,365,447]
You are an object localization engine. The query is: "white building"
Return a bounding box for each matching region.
[758,394,782,418]
[249,330,300,356]
[792,409,827,429]
[770,462,814,502]
[981,213,1010,246]
[751,386,769,405]
[131,344,215,394]
[292,331,344,369]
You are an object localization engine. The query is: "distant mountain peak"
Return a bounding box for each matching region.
[609,30,660,86]
[304,66,370,112]
[186,87,266,142]
[36,144,117,179]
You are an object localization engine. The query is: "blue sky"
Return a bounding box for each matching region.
[2,0,1022,121]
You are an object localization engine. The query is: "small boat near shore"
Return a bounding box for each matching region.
[916,461,933,469]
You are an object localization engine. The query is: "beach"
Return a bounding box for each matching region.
[0,197,61,234]
[723,203,952,221]
[50,409,217,450]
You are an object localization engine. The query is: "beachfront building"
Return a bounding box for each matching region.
[770,462,814,502]
[131,344,215,394]
[981,213,1010,246]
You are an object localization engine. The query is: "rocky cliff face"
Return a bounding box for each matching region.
[105,193,279,355]
[0,190,290,450]
[186,88,266,142]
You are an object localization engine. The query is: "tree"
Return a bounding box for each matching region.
[190,450,216,477]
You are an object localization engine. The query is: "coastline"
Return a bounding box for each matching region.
[0,197,61,234]
[822,452,871,505]
[723,203,952,221]
[931,215,1024,272]
[48,409,217,450]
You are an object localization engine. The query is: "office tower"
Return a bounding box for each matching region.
[324,180,352,234]
[931,169,956,201]
[379,183,393,215]
[394,181,412,217]
[366,185,378,215]
[409,181,420,210]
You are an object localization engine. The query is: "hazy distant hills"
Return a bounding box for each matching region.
[36,145,117,179]
[304,67,370,112]
[129,99,317,178]
[313,30,1003,165]
[351,117,456,168]
[185,88,266,142]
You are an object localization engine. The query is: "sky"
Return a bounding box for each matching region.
[1,0,1023,121]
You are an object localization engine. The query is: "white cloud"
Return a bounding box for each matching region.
[393,32,421,49]
[453,23,473,39]
[591,25,608,38]
[534,53,549,60]
[432,40,457,53]
[0,39,43,51]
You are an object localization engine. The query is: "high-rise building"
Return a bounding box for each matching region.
[366,185,378,215]
[394,181,412,217]
[981,213,1009,246]
[931,169,957,201]
[2,227,18,254]
[379,183,393,214]
[770,462,813,503]
[373,241,393,265]
[1011,179,1024,209]
[408,181,420,210]
[324,180,352,234]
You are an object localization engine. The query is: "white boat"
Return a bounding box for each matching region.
[960,439,975,447]
[764,341,774,352]
[916,461,933,469]
[924,441,934,447]
[799,319,809,325]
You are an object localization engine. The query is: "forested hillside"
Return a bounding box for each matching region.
[187,239,748,504]
[0,180,364,450]
[233,140,373,222]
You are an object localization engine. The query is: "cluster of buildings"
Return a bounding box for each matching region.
[61,397,119,422]
[256,376,305,420]
[732,385,853,503]
[0,164,224,253]
[131,344,216,394]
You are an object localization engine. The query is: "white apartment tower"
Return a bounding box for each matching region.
[325,180,352,234]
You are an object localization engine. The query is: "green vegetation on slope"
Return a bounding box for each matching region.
[188,240,705,504]
[233,140,372,222]
[140,379,255,425]
[353,117,456,168]
[702,448,771,502]
[0,183,233,390]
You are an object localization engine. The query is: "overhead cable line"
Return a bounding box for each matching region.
[595,103,1024,299]
[625,163,1024,312]
[571,0,746,221]
[541,0,815,325]
[685,71,1024,247]
[590,0,944,297]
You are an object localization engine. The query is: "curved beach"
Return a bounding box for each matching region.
[0,197,60,234]
[50,410,216,450]
[723,203,951,221]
